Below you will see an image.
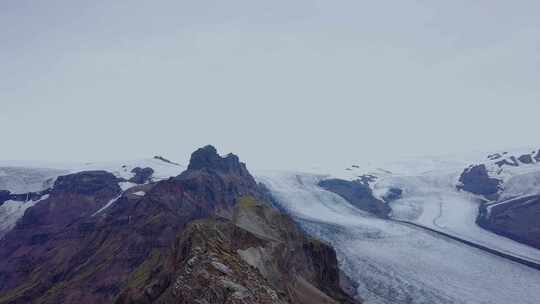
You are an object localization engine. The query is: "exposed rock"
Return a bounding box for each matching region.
[52,170,121,196]
[153,156,180,166]
[186,145,251,178]
[0,147,358,304]
[319,179,390,218]
[487,153,502,160]
[357,174,377,185]
[535,151,540,162]
[339,270,359,300]
[457,164,501,198]
[129,167,154,184]
[382,187,403,203]
[115,219,290,304]
[116,196,359,304]
[495,157,519,168]
[478,195,540,250]
[518,154,534,164]
[0,191,10,206]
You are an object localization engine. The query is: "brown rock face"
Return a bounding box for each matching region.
[0,146,360,304]
[116,197,358,304]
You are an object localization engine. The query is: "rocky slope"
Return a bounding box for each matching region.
[456,149,540,250]
[318,179,390,218]
[0,146,359,304]
[477,194,540,250]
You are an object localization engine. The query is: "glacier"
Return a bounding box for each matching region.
[256,171,540,304]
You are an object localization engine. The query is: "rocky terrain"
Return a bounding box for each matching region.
[317,179,390,218]
[3,146,540,304]
[477,194,540,250]
[457,150,540,250]
[0,146,359,304]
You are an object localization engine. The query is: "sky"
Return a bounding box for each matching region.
[1,1,539,170]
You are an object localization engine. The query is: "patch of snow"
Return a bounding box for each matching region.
[499,170,540,199]
[70,158,184,182]
[92,195,122,216]
[133,191,145,197]
[0,194,49,238]
[119,181,137,191]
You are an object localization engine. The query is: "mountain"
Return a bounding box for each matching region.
[0,146,358,304]
[2,147,540,304]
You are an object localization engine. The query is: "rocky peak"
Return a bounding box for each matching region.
[187,145,249,177]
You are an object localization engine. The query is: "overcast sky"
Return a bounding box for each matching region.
[1,1,539,170]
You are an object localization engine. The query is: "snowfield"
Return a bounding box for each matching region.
[0,166,67,193]
[0,157,184,194]
[256,171,540,304]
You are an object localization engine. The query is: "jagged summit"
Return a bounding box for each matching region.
[187,145,249,177]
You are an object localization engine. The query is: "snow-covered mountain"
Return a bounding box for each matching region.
[0,146,357,304]
[0,156,184,193]
[254,147,540,304]
[0,156,184,237]
[2,148,540,304]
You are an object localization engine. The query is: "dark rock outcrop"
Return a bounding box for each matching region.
[382,187,403,202]
[457,165,501,198]
[319,179,390,218]
[153,155,180,166]
[0,190,10,206]
[518,154,534,164]
[478,195,540,250]
[129,167,154,184]
[52,170,121,196]
[357,174,377,185]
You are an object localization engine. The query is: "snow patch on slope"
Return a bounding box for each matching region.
[0,194,50,238]
[92,195,122,216]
